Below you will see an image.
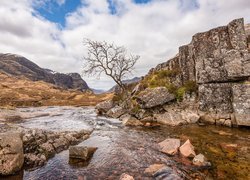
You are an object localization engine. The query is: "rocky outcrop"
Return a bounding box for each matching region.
[0,132,24,175]
[140,18,250,127]
[0,53,89,91]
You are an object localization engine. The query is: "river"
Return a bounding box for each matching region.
[3,106,250,180]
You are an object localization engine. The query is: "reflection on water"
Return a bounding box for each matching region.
[7,107,250,179]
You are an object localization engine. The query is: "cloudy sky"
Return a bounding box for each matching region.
[0,0,250,90]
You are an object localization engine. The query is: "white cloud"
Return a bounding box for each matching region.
[0,0,250,90]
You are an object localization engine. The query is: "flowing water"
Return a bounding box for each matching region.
[3,106,250,180]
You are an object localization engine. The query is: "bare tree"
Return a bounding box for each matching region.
[83,39,140,93]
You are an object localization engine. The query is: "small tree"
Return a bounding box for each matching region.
[83,39,140,94]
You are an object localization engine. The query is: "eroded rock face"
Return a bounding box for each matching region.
[232,83,250,126]
[194,19,249,83]
[0,132,24,175]
[198,83,233,113]
[135,87,175,108]
[145,18,250,127]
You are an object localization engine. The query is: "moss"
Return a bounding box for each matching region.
[183,80,198,94]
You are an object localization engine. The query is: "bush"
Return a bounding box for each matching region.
[183,81,198,94]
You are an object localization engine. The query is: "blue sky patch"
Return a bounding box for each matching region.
[34,0,153,27]
[34,0,81,28]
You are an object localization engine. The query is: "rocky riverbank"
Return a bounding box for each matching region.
[0,123,92,175]
[96,18,250,128]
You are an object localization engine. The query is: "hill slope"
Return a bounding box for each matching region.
[0,72,111,107]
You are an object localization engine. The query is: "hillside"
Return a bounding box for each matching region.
[0,53,89,91]
[0,72,112,107]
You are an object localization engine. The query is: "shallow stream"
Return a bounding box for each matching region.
[3,106,250,180]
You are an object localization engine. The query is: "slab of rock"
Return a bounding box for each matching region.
[199,114,216,125]
[192,154,211,167]
[135,87,175,108]
[95,100,114,115]
[119,173,134,180]
[69,146,97,160]
[198,83,233,113]
[106,106,126,118]
[179,139,196,158]
[0,132,24,175]
[122,116,143,126]
[194,18,250,84]
[154,112,187,126]
[158,138,180,155]
[144,164,166,175]
[232,83,250,126]
[182,111,200,124]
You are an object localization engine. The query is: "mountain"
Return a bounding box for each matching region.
[0,53,89,91]
[92,88,106,94]
[107,77,142,93]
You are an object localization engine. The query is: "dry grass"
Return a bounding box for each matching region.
[0,73,113,107]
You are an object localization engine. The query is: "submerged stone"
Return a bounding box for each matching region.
[119,173,134,180]
[144,164,166,175]
[69,146,97,161]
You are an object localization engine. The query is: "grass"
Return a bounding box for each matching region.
[140,69,198,101]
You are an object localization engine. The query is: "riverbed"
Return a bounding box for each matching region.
[2,106,250,180]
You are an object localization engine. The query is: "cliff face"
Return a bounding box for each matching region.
[146,18,250,126]
[0,53,89,91]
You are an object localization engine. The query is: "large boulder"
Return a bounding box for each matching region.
[106,106,126,118]
[95,100,114,115]
[158,138,180,155]
[135,87,175,108]
[232,83,250,126]
[0,132,24,175]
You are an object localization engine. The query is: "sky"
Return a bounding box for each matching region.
[0,0,250,90]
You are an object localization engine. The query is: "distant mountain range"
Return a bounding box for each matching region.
[0,53,89,91]
[107,77,142,93]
